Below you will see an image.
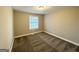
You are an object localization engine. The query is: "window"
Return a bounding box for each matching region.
[29,16,39,30]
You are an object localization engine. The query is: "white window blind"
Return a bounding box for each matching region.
[29,16,39,29]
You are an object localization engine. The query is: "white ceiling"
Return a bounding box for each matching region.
[12,6,65,14]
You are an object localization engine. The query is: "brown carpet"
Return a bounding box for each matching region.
[12,32,79,52]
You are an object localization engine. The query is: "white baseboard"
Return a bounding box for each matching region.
[9,38,14,52]
[14,31,43,38]
[44,31,79,46]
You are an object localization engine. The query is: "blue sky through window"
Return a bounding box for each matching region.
[29,16,39,29]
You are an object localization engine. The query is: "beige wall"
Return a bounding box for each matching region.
[45,7,79,44]
[0,7,13,51]
[14,10,44,36]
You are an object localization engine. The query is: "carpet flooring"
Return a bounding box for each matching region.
[12,32,79,52]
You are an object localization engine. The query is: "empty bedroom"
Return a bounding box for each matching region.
[0,6,79,52]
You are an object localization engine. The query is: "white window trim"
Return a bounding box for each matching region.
[29,16,39,30]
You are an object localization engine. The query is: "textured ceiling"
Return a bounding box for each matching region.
[13,6,65,14]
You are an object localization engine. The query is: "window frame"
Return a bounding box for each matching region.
[29,15,39,30]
